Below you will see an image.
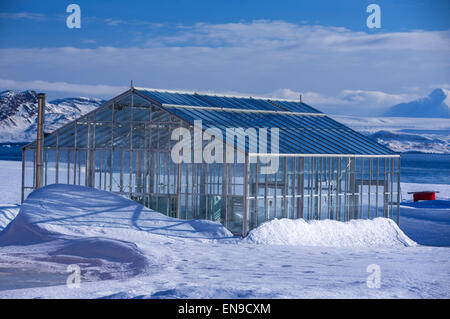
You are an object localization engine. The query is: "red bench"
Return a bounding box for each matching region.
[407,191,439,202]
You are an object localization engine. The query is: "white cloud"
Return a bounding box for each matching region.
[0,78,425,116]
[0,12,47,21]
[0,79,127,96]
[0,20,448,115]
[151,20,450,53]
[268,88,419,116]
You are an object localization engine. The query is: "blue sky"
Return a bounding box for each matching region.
[0,0,449,115]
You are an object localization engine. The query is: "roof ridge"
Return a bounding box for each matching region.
[134,86,304,103]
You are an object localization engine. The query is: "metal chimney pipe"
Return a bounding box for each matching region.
[36,93,45,189]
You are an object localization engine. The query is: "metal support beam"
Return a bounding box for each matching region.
[21,148,25,203]
[243,153,249,236]
[35,93,45,189]
[397,157,401,225]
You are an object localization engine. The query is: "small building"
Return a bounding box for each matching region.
[21,87,400,236]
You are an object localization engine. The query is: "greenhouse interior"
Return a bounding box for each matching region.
[22,87,401,236]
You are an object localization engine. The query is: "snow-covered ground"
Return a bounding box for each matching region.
[0,160,449,298]
[400,183,450,247]
[0,160,22,231]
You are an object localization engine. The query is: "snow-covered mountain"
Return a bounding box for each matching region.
[383,88,450,118]
[0,90,104,143]
[333,115,450,154]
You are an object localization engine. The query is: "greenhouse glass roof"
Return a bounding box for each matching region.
[27,87,396,156]
[135,88,395,155]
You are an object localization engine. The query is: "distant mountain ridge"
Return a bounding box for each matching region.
[0,90,104,143]
[383,88,450,118]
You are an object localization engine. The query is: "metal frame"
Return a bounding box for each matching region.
[21,88,401,236]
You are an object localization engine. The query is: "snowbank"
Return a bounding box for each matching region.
[399,183,450,246]
[0,184,232,246]
[399,200,450,247]
[245,218,417,248]
[0,184,233,283]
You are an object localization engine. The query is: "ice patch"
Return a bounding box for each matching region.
[245,218,417,248]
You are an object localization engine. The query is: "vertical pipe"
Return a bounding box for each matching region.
[85,121,89,185]
[336,158,341,221]
[318,157,322,220]
[186,153,190,220]
[73,122,77,185]
[104,150,107,190]
[330,158,334,220]
[344,158,348,221]
[243,153,249,236]
[327,157,331,219]
[264,160,269,221]
[177,121,182,219]
[78,149,81,185]
[91,115,96,187]
[274,163,277,218]
[309,158,313,220]
[390,157,394,219]
[397,156,401,225]
[129,92,134,197]
[205,162,208,216]
[67,150,70,184]
[21,148,25,202]
[55,134,59,184]
[110,102,115,192]
[120,150,124,193]
[148,105,153,201]
[368,158,372,219]
[33,149,36,189]
[255,160,259,226]
[290,158,295,219]
[167,123,171,217]
[350,158,356,220]
[383,158,387,217]
[36,93,45,189]
[44,150,48,186]
[298,157,305,219]
[376,158,379,217]
[283,157,288,218]
[360,158,364,219]
[191,162,195,218]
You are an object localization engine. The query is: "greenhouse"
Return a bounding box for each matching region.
[22,87,401,236]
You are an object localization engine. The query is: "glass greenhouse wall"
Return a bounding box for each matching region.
[247,155,400,234]
[22,88,400,236]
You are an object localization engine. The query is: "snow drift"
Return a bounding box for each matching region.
[245,218,417,248]
[0,184,233,282]
[0,184,232,246]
